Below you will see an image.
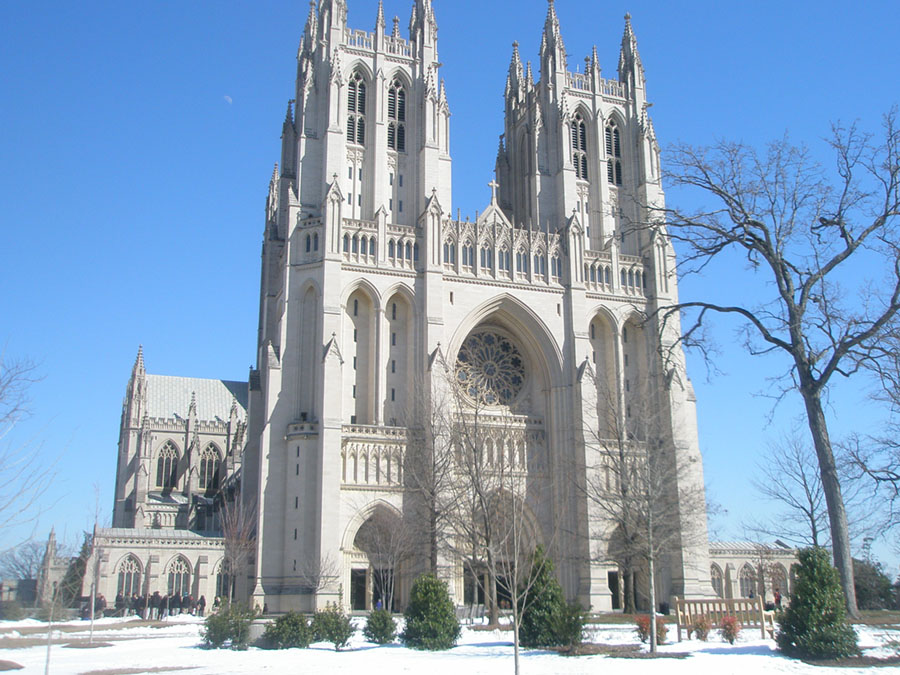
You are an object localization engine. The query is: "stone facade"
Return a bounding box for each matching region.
[80,0,720,614]
[708,542,798,604]
[243,0,712,614]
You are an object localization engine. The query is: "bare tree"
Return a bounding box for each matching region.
[402,373,460,576]
[295,551,340,596]
[581,373,707,653]
[749,434,830,547]
[219,494,256,601]
[350,505,416,611]
[658,110,900,616]
[0,540,45,580]
[0,354,52,539]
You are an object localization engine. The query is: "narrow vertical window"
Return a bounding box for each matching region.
[347,71,366,145]
[606,120,622,185]
[572,112,588,180]
[387,79,406,151]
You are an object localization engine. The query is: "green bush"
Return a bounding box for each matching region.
[555,601,588,647]
[363,608,397,644]
[312,604,354,651]
[776,547,859,659]
[0,601,24,621]
[401,574,460,651]
[201,602,258,650]
[262,611,312,649]
[517,546,585,648]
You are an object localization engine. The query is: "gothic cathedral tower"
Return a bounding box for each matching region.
[244,0,712,613]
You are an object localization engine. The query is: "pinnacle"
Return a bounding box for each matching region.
[134,345,145,374]
[376,0,385,28]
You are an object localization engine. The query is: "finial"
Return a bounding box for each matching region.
[392,15,400,38]
[625,11,632,21]
[134,345,145,374]
[377,0,385,28]
[488,180,499,205]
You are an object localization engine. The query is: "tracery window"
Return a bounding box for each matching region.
[739,564,757,598]
[443,240,456,266]
[387,79,406,152]
[498,247,511,273]
[550,254,561,281]
[480,244,493,271]
[156,441,178,490]
[199,444,221,492]
[461,241,474,269]
[534,251,546,277]
[710,564,724,598]
[167,557,191,597]
[606,121,622,185]
[117,556,142,597]
[347,71,367,146]
[515,248,528,276]
[455,332,525,406]
[572,112,588,180]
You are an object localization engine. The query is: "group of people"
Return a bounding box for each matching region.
[112,592,208,619]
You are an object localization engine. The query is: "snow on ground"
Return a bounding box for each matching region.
[1,616,898,675]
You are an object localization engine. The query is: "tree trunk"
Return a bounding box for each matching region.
[800,387,859,618]
[429,507,438,575]
[623,566,636,614]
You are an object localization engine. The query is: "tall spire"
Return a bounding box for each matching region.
[302,1,318,53]
[133,345,145,377]
[540,0,567,74]
[376,0,385,30]
[410,0,438,55]
[506,41,524,98]
[618,12,645,89]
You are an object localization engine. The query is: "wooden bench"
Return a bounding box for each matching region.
[673,596,776,641]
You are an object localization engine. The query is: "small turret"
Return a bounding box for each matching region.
[318,0,347,48]
[540,0,567,75]
[410,0,438,62]
[618,12,646,99]
[374,0,385,41]
[301,1,318,55]
[505,41,524,101]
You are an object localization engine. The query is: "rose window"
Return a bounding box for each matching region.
[455,331,526,406]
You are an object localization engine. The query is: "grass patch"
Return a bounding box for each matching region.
[552,643,688,658]
[802,655,900,668]
[64,641,114,648]
[0,661,23,672]
[585,613,674,626]
[857,611,900,627]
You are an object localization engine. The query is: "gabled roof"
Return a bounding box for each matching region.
[145,374,248,422]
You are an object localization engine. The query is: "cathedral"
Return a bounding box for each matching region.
[82,0,726,614]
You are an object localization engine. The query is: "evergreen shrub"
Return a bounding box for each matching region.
[312,604,355,651]
[518,546,585,647]
[401,574,460,651]
[201,601,257,650]
[363,608,397,644]
[262,611,312,649]
[776,547,859,659]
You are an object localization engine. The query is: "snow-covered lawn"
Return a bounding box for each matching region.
[1,615,898,675]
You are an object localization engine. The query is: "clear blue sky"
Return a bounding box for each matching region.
[1,1,898,569]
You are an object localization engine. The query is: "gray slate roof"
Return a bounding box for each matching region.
[145,374,248,422]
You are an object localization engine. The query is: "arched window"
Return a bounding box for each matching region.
[462,241,474,269]
[347,71,366,146]
[405,241,412,261]
[167,557,191,597]
[498,247,510,273]
[551,254,561,280]
[199,444,221,492]
[516,248,528,276]
[313,232,319,251]
[413,242,419,262]
[739,564,757,598]
[343,233,350,253]
[710,564,724,598]
[215,561,231,601]
[388,239,395,259]
[606,121,622,185]
[443,240,456,265]
[156,441,178,490]
[305,234,311,252]
[117,556,142,597]
[387,79,406,152]
[572,112,588,180]
[368,237,376,256]
[534,251,546,277]
[352,235,359,254]
[481,244,493,271]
